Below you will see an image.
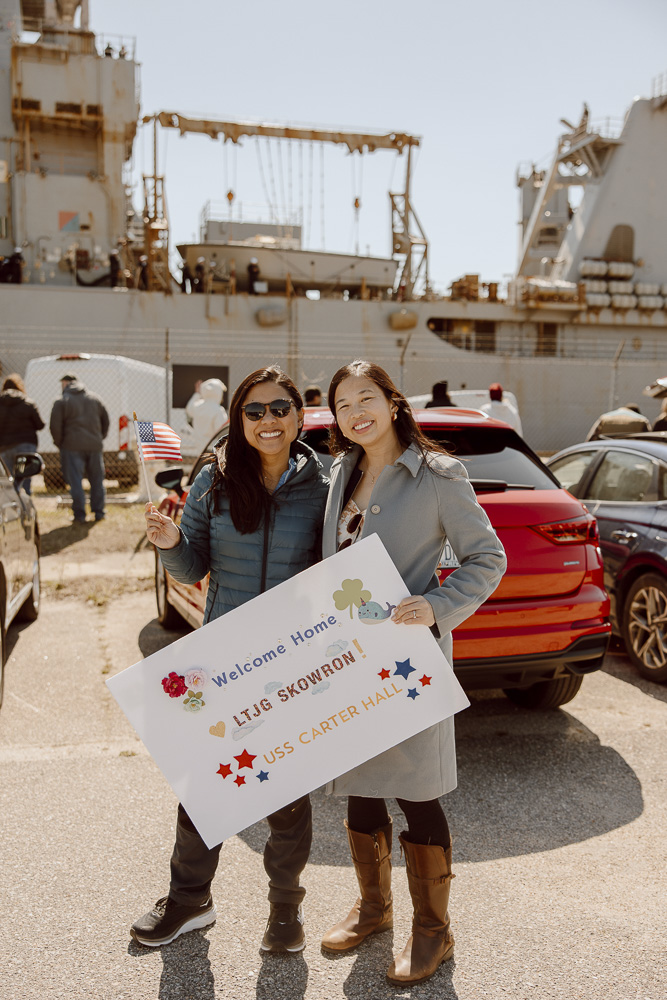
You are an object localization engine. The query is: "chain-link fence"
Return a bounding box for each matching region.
[2,325,665,493]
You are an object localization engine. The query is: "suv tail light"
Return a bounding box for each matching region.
[530,516,598,545]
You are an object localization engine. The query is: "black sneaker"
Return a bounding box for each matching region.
[130,895,216,947]
[260,902,305,953]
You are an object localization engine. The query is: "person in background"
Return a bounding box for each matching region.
[304,385,323,407]
[247,256,261,294]
[0,374,44,494]
[137,366,328,952]
[181,261,193,294]
[136,255,149,290]
[424,380,453,408]
[49,374,109,523]
[320,359,505,984]
[480,383,523,435]
[652,399,667,432]
[109,250,121,288]
[193,257,206,293]
[184,378,228,452]
[586,403,650,441]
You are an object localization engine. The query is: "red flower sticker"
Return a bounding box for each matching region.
[161,672,187,698]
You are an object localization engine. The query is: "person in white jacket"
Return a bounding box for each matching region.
[480,383,523,435]
[184,378,228,453]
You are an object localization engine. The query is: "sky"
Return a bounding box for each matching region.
[87,0,667,293]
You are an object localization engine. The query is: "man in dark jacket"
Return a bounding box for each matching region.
[0,373,44,495]
[49,374,109,523]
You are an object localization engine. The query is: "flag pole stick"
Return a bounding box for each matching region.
[133,411,152,504]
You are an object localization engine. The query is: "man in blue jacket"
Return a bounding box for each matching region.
[49,374,109,523]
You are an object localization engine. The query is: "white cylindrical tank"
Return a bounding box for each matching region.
[611,294,638,309]
[580,259,608,277]
[583,279,608,294]
[608,280,635,295]
[635,282,660,296]
[607,261,635,278]
[585,293,611,307]
[637,295,665,309]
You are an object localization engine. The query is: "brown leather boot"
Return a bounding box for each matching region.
[386,834,455,984]
[321,820,393,951]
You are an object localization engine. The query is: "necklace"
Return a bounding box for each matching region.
[362,466,382,484]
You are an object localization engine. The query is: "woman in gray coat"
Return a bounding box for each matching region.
[136,366,328,953]
[321,360,506,984]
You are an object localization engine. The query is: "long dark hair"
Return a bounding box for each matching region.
[327,359,447,460]
[208,366,303,533]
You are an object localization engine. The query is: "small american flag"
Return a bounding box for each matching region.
[136,421,182,462]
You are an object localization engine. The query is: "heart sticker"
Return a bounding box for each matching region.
[209,721,226,738]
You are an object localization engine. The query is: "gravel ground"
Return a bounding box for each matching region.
[0,546,665,999]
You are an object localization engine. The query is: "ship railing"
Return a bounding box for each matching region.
[588,117,625,140]
[651,72,667,99]
[199,199,303,234]
[95,34,136,60]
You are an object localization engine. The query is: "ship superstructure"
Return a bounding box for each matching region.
[2,1,667,451]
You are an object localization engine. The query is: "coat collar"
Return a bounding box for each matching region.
[334,441,423,479]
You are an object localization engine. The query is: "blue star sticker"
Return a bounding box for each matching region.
[394,658,416,680]
[257,770,270,782]
[407,688,419,700]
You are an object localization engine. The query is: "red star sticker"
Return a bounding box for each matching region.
[234,774,246,787]
[216,763,232,778]
[378,668,390,680]
[419,674,432,686]
[234,749,257,770]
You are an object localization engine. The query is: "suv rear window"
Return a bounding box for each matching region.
[426,427,557,489]
[302,425,557,490]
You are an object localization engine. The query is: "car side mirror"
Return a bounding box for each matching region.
[13,452,44,481]
[154,467,183,491]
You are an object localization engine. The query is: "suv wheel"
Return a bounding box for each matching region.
[155,550,184,629]
[622,572,667,682]
[503,673,584,709]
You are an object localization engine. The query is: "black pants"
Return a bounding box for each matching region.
[169,795,312,907]
[347,795,451,849]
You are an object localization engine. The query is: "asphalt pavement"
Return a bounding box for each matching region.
[0,548,665,1000]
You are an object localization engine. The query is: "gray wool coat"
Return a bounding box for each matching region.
[322,443,507,800]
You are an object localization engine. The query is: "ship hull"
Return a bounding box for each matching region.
[1,284,665,451]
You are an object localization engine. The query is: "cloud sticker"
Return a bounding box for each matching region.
[311,681,330,695]
[232,719,264,740]
[264,681,283,695]
[326,640,349,657]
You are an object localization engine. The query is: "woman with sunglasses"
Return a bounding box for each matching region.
[320,360,505,984]
[135,366,328,952]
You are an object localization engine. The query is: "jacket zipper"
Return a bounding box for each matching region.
[260,511,270,593]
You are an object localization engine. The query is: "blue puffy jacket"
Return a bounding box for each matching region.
[158,442,329,623]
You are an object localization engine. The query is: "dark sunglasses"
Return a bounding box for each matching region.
[242,399,295,421]
[338,511,364,551]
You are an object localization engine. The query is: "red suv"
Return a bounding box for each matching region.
[153,408,610,710]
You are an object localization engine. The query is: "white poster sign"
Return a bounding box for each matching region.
[107,534,469,847]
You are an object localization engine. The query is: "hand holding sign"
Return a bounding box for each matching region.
[107,535,468,848]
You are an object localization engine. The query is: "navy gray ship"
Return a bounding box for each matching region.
[2,1,667,450]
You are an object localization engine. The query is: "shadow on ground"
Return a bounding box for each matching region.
[40,518,92,555]
[236,692,643,866]
[602,643,667,705]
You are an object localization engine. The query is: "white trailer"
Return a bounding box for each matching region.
[25,353,169,490]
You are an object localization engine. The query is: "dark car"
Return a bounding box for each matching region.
[548,432,667,682]
[152,408,610,710]
[0,451,43,707]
